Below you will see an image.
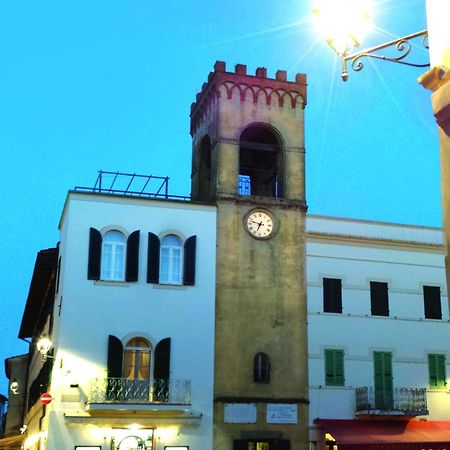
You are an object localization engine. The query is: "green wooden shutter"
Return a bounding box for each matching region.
[87,227,102,280]
[374,351,393,408]
[325,349,344,386]
[147,232,160,283]
[125,230,140,282]
[429,354,447,388]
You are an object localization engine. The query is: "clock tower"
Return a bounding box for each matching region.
[191,62,308,450]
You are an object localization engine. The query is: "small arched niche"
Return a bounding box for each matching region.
[239,124,283,198]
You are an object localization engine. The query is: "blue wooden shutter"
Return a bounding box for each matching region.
[87,227,102,280]
[147,232,160,283]
[183,235,197,286]
[125,230,140,282]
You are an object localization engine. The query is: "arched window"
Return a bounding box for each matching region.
[101,230,126,281]
[254,352,271,383]
[123,337,151,380]
[239,124,283,198]
[159,235,182,284]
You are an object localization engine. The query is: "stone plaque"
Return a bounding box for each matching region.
[266,404,298,424]
[224,403,257,423]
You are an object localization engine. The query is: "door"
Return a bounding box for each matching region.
[373,351,393,409]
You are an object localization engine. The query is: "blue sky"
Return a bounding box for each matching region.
[0,0,440,395]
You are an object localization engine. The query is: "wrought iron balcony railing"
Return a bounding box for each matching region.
[88,378,191,405]
[355,387,428,415]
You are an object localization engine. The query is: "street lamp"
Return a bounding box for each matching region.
[36,337,53,362]
[313,0,430,81]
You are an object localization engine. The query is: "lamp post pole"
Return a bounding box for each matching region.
[418,0,450,292]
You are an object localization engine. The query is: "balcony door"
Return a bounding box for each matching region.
[123,337,151,401]
[373,351,393,409]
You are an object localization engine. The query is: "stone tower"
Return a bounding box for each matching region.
[191,61,308,450]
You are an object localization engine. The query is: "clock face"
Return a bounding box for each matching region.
[246,210,274,239]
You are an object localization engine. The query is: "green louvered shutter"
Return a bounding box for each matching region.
[428,354,447,388]
[374,351,393,409]
[325,349,344,386]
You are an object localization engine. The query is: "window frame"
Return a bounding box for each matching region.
[123,337,152,381]
[159,234,183,285]
[101,230,127,282]
[323,278,342,313]
[370,281,389,316]
[423,285,442,319]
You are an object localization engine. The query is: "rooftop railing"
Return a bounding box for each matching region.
[75,170,190,201]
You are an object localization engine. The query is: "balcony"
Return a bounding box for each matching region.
[88,378,191,405]
[66,378,201,427]
[355,387,428,416]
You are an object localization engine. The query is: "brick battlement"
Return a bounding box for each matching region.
[190,61,307,135]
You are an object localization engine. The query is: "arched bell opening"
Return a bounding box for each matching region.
[239,124,284,198]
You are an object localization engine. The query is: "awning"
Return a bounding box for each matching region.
[0,434,25,450]
[316,419,450,450]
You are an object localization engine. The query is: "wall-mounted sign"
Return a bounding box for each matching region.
[164,447,189,450]
[266,404,298,424]
[40,393,52,405]
[75,447,101,449]
[224,403,257,423]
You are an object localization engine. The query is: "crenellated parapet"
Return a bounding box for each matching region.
[190,61,307,136]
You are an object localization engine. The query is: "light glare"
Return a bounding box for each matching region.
[313,0,372,55]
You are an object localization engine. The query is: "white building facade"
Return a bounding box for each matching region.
[307,215,450,449]
[22,190,217,450]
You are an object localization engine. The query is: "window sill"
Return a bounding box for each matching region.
[94,280,129,287]
[152,283,188,290]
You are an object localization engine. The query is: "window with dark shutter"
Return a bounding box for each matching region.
[428,354,446,388]
[147,232,160,283]
[87,227,102,280]
[325,349,344,386]
[323,278,342,313]
[423,286,442,319]
[370,281,389,316]
[154,338,171,402]
[183,235,197,286]
[125,230,140,282]
[253,352,271,383]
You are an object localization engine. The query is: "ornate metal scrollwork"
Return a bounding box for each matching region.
[341,30,429,81]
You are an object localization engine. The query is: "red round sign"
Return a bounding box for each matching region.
[40,393,52,405]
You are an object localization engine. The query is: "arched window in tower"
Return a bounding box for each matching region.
[160,234,182,284]
[101,230,126,281]
[198,135,212,201]
[253,352,271,383]
[239,125,283,198]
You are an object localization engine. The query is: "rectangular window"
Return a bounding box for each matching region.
[323,278,342,313]
[325,349,344,386]
[428,354,447,388]
[373,351,393,409]
[370,281,389,316]
[423,286,442,319]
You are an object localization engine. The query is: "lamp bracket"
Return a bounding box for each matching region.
[341,30,429,81]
